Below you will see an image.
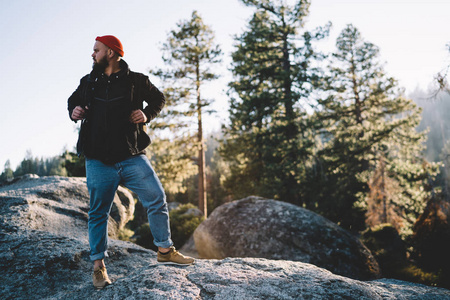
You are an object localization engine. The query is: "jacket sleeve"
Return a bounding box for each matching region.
[141,76,165,123]
[67,75,88,122]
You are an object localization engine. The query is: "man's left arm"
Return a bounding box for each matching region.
[135,76,165,124]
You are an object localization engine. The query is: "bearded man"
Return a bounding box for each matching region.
[68,35,194,289]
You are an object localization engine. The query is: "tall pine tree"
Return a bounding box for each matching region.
[221,0,329,204]
[314,24,436,232]
[151,11,222,217]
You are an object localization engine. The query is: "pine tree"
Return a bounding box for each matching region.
[0,160,14,182]
[150,10,222,217]
[147,135,198,200]
[14,150,36,177]
[315,24,436,232]
[222,0,329,204]
[62,151,86,177]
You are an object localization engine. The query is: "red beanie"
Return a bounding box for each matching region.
[95,35,124,57]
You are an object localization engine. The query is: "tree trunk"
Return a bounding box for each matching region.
[282,30,298,204]
[196,63,207,218]
[380,158,388,223]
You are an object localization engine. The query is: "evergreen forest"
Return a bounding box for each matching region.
[2,0,450,289]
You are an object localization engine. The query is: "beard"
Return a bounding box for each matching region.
[92,56,108,73]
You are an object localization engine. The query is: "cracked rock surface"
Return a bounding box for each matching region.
[1,176,450,299]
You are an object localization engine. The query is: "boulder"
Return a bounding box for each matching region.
[110,185,136,237]
[194,196,380,280]
[183,207,204,217]
[1,176,449,299]
[0,174,134,239]
[167,201,181,211]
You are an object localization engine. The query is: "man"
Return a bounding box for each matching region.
[68,35,194,290]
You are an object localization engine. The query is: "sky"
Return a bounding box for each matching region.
[0,0,449,170]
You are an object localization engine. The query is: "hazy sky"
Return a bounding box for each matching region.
[0,0,449,170]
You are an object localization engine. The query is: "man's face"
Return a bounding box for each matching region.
[92,41,109,71]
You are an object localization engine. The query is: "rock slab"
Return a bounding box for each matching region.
[1,176,449,299]
[0,174,135,239]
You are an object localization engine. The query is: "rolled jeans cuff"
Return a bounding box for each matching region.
[90,250,108,261]
[154,238,173,249]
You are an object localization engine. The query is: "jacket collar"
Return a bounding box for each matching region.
[89,59,130,82]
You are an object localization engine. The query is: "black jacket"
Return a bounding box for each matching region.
[68,60,165,164]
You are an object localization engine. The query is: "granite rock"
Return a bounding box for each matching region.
[194,196,380,280]
[1,176,449,299]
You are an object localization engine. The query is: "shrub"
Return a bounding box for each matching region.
[118,228,135,242]
[361,223,407,277]
[411,194,450,288]
[134,223,157,251]
[126,203,204,251]
[169,203,204,248]
[361,223,447,288]
[396,265,439,287]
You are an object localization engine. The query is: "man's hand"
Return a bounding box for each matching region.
[71,106,88,120]
[130,110,148,124]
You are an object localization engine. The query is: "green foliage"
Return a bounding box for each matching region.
[0,160,14,182]
[134,223,157,251]
[361,223,447,288]
[150,10,222,134]
[413,91,450,202]
[411,193,450,288]
[150,10,223,216]
[117,227,135,242]
[0,150,71,182]
[169,203,204,248]
[311,24,435,232]
[205,134,232,211]
[62,151,86,177]
[146,136,197,199]
[361,224,407,275]
[155,131,232,210]
[222,0,329,205]
[127,203,204,250]
[396,264,440,288]
[0,150,89,184]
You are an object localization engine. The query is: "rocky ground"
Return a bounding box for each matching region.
[1,175,449,299]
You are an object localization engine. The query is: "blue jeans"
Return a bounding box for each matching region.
[85,154,173,261]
